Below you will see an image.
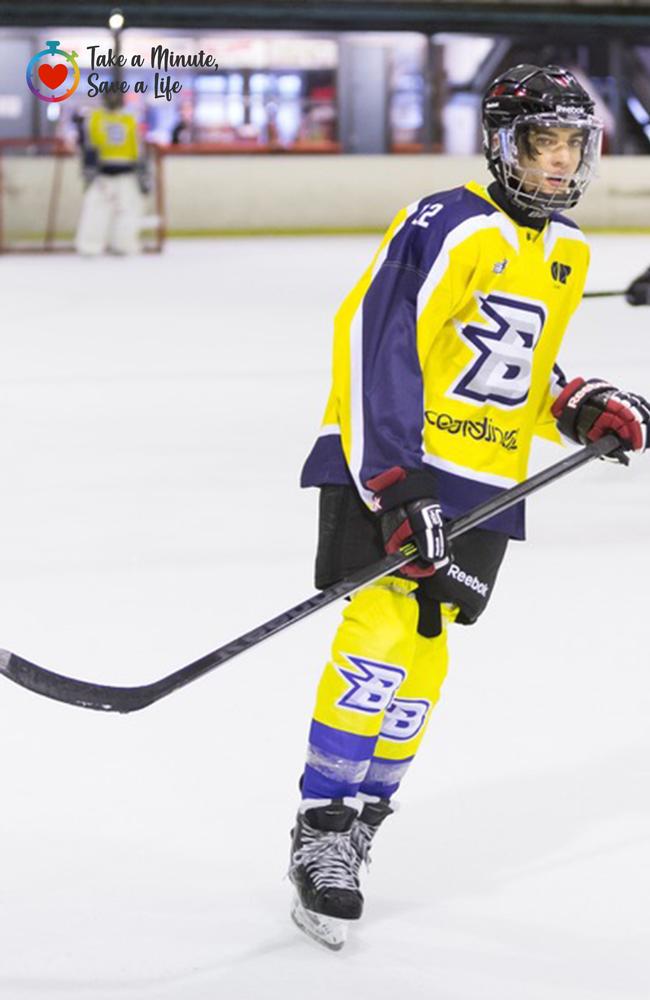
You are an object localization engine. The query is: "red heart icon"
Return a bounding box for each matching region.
[38,63,68,90]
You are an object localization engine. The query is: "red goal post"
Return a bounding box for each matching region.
[0,137,165,253]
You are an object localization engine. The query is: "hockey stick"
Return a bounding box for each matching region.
[0,434,622,714]
[583,265,650,304]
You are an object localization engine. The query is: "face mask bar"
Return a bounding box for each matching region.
[490,113,603,217]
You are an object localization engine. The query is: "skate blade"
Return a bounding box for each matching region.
[291,896,348,951]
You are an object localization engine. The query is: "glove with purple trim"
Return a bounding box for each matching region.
[366,466,450,579]
[552,377,650,453]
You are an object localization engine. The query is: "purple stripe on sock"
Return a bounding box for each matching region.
[308,719,378,761]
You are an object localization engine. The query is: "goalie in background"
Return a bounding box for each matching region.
[75,92,149,256]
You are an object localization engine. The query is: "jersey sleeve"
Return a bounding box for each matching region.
[334,197,477,506]
[534,232,590,445]
[534,363,568,444]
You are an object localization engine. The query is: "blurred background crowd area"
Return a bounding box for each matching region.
[2,0,650,156]
[4,1,650,243]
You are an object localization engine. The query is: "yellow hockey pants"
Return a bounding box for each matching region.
[301,576,449,801]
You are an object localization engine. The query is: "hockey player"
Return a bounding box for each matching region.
[289,65,650,949]
[75,92,146,256]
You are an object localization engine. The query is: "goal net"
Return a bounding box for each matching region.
[0,138,164,253]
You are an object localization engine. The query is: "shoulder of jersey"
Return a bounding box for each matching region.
[386,184,500,274]
[549,209,581,230]
[548,210,587,240]
[546,210,589,257]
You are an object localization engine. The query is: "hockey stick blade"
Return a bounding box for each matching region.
[0,434,622,713]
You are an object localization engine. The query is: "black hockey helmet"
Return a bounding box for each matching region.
[482,64,602,216]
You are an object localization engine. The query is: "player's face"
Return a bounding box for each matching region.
[517,126,584,194]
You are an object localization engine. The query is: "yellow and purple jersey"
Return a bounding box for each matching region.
[301,181,590,538]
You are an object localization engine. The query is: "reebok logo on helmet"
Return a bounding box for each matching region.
[554,104,586,116]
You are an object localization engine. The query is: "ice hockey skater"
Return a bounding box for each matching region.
[75,91,146,256]
[288,64,650,949]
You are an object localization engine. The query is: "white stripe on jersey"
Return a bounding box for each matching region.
[416,212,519,321]
[549,365,566,401]
[543,221,588,262]
[423,451,517,489]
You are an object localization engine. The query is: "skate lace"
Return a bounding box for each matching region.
[292,827,360,891]
[351,821,376,869]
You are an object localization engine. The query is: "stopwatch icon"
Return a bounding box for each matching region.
[26,40,80,103]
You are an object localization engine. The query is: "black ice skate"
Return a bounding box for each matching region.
[289,797,363,950]
[351,794,395,872]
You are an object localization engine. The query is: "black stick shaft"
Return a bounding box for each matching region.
[104,435,624,708]
[447,433,620,539]
[0,435,622,713]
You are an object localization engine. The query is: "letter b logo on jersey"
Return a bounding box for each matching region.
[452,293,546,408]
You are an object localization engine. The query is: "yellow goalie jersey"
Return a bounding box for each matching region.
[301,181,590,539]
[87,108,139,167]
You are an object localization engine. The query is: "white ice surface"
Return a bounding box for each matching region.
[0,234,649,999]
